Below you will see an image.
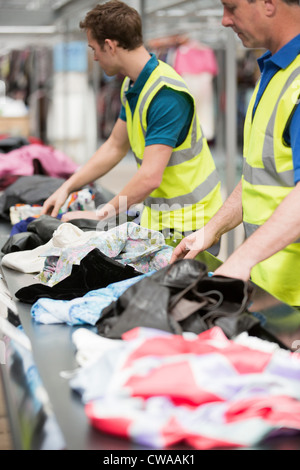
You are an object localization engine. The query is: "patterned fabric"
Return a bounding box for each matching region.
[69,326,300,450]
[38,222,173,286]
[9,189,97,226]
[60,188,96,213]
[10,204,42,225]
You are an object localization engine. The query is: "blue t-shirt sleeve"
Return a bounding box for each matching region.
[145,87,194,148]
[119,87,194,147]
[119,104,126,121]
[287,104,300,184]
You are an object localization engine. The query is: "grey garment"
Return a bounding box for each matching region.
[0,176,112,221]
[0,175,65,220]
[0,220,12,257]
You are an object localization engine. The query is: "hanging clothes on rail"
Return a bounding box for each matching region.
[173,40,219,141]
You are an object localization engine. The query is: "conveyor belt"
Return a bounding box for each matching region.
[1,239,300,450]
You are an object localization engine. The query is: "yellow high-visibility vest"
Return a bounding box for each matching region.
[242,54,300,305]
[121,60,222,240]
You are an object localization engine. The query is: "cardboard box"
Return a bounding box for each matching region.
[0,116,30,137]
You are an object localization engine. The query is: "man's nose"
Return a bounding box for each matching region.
[222,13,233,27]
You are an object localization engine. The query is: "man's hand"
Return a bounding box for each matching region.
[41,187,70,218]
[170,226,220,263]
[214,254,252,281]
[61,210,99,222]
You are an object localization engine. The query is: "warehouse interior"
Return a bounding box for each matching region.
[0,0,257,254]
[1,0,299,453]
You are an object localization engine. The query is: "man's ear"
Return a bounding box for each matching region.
[104,38,118,53]
[263,0,276,17]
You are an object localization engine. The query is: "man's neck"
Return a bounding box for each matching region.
[268,4,300,54]
[118,46,151,82]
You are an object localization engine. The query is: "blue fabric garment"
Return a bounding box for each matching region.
[10,217,36,236]
[119,53,194,148]
[255,35,300,183]
[31,272,154,326]
[10,213,63,236]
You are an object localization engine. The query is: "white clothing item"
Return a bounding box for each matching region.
[1,223,97,273]
[1,239,53,273]
[72,328,124,367]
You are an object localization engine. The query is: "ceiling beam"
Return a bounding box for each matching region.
[0,8,55,27]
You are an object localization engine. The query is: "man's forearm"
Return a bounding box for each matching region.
[215,181,300,280]
[170,180,244,261]
[212,179,243,238]
[97,165,158,220]
[64,138,126,194]
[97,143,173,220]
[189,180,243,250]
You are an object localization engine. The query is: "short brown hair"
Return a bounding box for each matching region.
[79,0,143,50]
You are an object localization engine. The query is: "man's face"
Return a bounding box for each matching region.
[221,0,266,49]
[87,30,118,76]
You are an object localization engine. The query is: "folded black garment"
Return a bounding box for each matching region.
[15,248,141,304]
[2,231,43,254]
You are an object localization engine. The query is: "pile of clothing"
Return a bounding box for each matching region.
[69,325,300,450]
[2,158,300,449]
[2,220,174,325]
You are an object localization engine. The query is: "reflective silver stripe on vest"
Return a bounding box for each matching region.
[133,116,204,168]
[139,75,189,136]
[243,221,260,238]
[169,132,203,167]
[244,221,300,243]
[137,75,203,167]
[243,67,300,188]
[121,77,131,106]
[144,168,220,208]
[243,160,295,187]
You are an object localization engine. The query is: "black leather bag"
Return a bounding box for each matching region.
[96,259,254,339]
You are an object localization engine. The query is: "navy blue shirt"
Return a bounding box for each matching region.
[119,54,194,148]
[255,35,300,184]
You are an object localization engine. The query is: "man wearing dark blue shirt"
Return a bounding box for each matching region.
[171,0,300,306]
[254,36,300,183]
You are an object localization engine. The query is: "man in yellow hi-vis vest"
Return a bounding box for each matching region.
[42,0,223,252]
[171,0,300,306]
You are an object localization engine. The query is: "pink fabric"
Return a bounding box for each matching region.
[174,41,219,76]
[85,327,300,450]
[0,144,78,180]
